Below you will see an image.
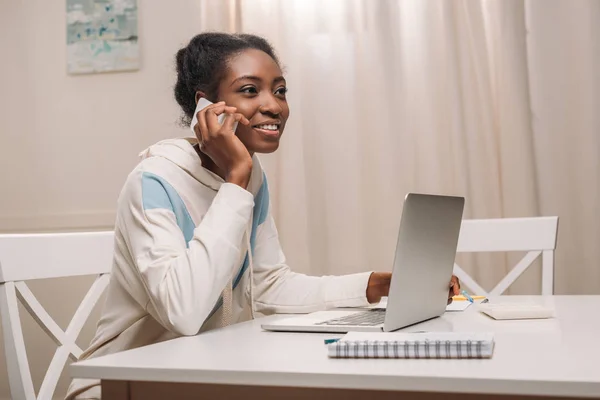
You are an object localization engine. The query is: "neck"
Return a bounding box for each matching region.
[194,145,254,181]
[193,145,225,180]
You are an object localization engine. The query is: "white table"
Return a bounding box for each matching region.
[70,296,600,399]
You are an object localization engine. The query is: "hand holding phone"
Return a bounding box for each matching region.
[190,99,252,188]
[191,98,239,135]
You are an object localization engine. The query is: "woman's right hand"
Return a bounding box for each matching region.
[194,101,252,188]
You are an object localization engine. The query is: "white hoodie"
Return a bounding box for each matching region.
[66,138,372,399]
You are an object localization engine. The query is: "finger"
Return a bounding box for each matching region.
[212,105,237,115]
[195,101,225,144]
[221,112,250,130]
[451,276,461,295]
[205,107,223,134]
[206,106,238,134]
[448,283,455,300]
[207,103,236,116]
[204,101,227,118]
[221,112,240,132]
[449,276,459,295]
[235,113,250,126]
[196,108,210,147]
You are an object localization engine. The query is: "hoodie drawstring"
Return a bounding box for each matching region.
[216,211,254,327]
[245,223,256,319]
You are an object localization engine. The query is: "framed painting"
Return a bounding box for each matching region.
[66,0,139,74]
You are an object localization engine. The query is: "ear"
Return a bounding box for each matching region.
[194,91,207,104]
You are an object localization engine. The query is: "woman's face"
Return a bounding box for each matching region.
[214,48,289,154]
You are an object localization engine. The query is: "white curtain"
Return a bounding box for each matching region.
[200,0,600,294]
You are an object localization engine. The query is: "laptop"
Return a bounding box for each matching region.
[261,193,465,333]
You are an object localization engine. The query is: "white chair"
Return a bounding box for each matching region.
[0,231,114,400]
[454,217,559,296]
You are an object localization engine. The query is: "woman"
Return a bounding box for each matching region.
[67,32,460,400]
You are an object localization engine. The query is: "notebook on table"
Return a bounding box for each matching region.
[327,331,495,359]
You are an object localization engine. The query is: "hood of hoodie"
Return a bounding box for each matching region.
[138,137,263,195]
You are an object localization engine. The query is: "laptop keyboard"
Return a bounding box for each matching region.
[316,309,386,326]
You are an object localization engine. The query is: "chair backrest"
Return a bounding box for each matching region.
[453,217,558,296]
[0,231,114,400]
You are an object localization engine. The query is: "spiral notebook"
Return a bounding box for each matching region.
[327,332,494,359]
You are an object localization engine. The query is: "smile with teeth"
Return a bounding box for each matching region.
[254,124,279,131]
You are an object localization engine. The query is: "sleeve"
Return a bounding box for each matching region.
[116,170,254,336]
[252,210,373,315]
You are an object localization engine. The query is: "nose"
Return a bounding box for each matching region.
[259,93,283,116]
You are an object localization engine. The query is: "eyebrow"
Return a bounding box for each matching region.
[230,75,286,86]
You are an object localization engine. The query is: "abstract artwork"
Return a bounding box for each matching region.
[66,0,139,74]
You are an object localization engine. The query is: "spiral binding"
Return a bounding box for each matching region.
[328,339,489,359]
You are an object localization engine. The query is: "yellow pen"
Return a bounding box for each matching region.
[452,295,487,301]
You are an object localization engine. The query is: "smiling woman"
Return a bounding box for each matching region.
[173,33,290,187]
[64,32,457,400]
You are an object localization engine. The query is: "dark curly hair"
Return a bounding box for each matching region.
[174,32,280,125]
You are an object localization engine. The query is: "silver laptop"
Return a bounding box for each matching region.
[261,193,465,333]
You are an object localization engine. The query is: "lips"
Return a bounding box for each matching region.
[252,122,281,138]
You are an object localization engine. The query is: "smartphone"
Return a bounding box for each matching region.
[190,98,238,134]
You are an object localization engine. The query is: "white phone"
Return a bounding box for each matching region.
[190,98,238,134]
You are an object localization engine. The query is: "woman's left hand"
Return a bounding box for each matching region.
[448,275,461,304]
[366,272,461,304]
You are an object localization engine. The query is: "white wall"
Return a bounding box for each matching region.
[0,0,206,233]
[0,1,220,398]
